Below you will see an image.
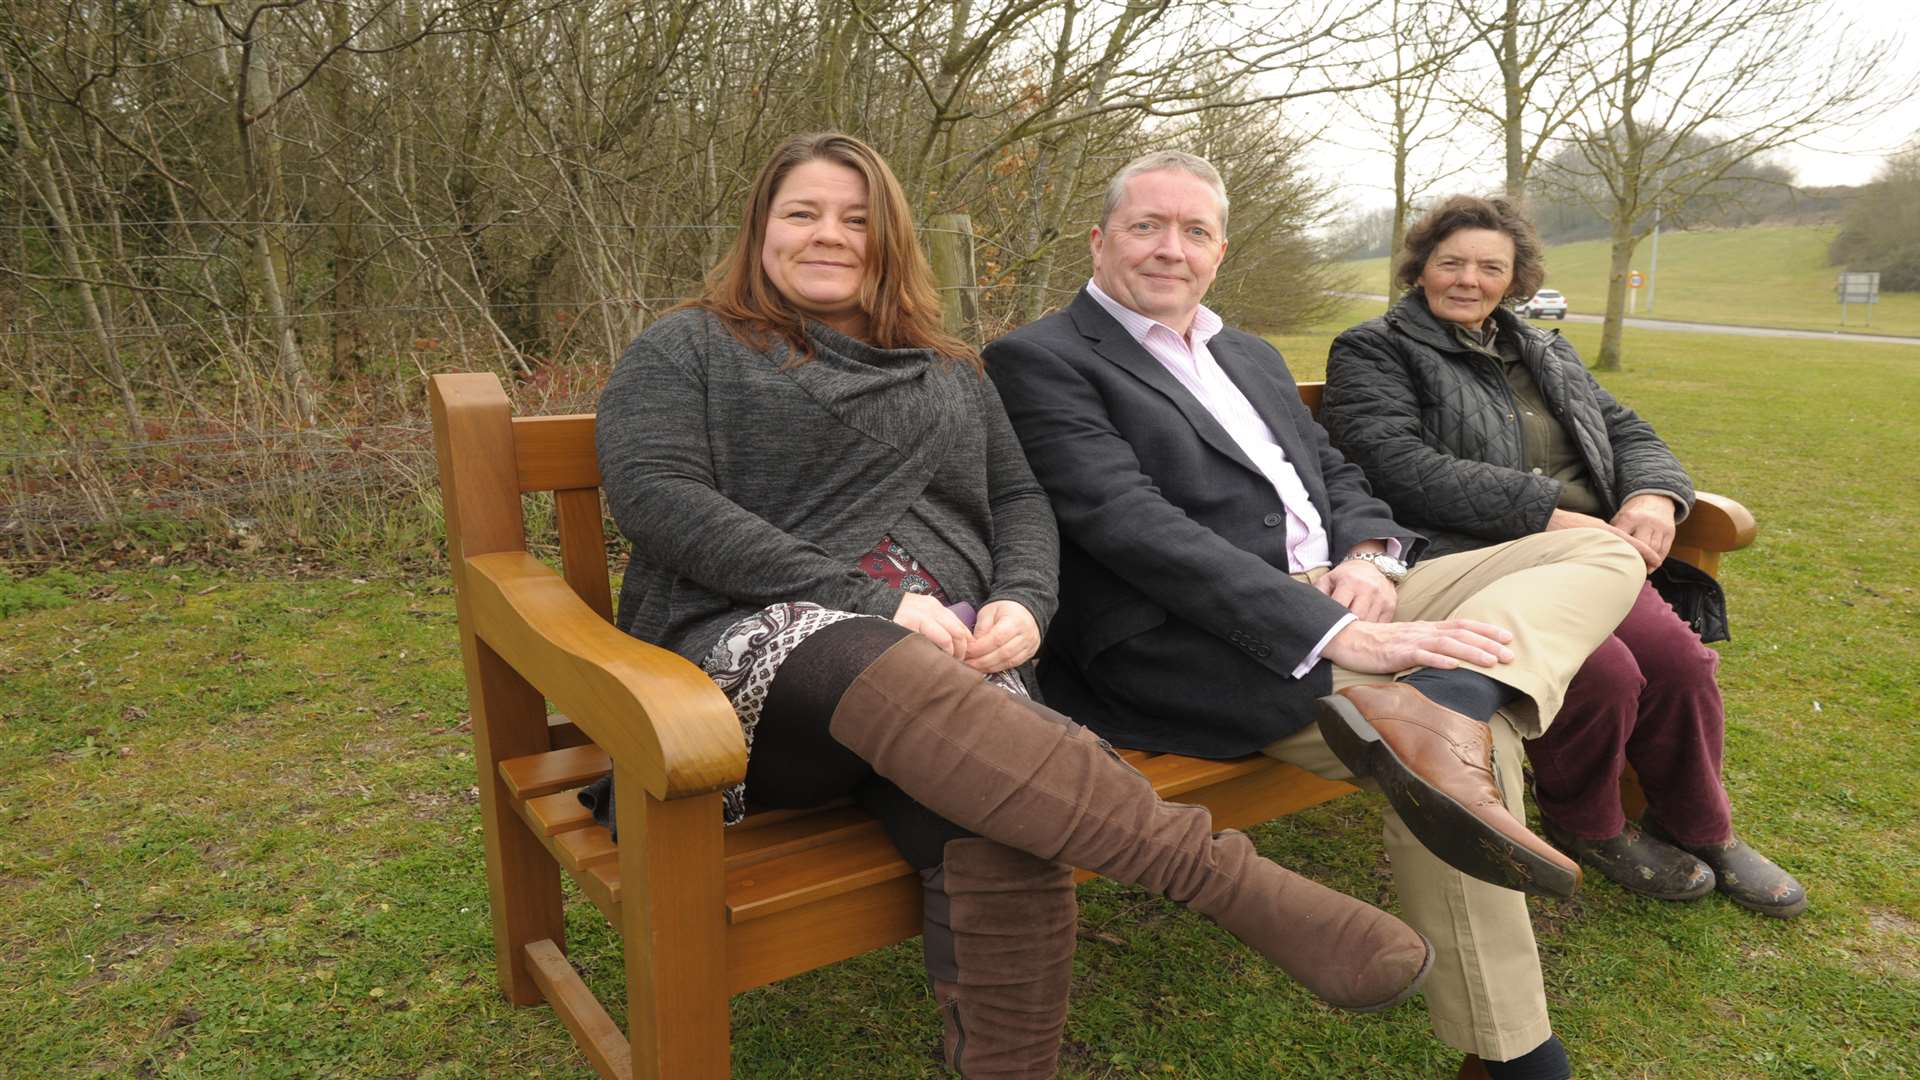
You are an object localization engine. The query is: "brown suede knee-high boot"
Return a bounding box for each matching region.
[922,839,1078,1079]
[830,634,1432,1013]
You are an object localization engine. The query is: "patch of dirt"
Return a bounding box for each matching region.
[404,789,459,820]
[1854,908,1920,980]
[1866,909,1919,938]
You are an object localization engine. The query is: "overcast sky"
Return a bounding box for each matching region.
[1293,0,1919,214]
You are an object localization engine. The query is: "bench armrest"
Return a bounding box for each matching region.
[464,550,746,801]
[1677,491,1757,554]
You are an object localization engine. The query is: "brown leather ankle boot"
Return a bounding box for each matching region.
[923,839,1077,1079]
[829,633,1432,1013]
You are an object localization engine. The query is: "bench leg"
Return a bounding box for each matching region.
[466,635,567,1004]
[618,774,731,1079]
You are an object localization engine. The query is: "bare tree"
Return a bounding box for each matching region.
[2,0,1429,549]
[1452,0,1607,202]
[2,24,150,441]
[1341,0,1477,295]
[1552,0,1904,369]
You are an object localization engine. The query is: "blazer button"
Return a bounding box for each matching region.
[1263,513,1283,527]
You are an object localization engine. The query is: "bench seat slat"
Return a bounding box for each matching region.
[724,806,886,869]
[1130,752,1278,799]
[556,823,621,870]
[500,744,613,800]
[725,834,915,924]
[522,789,596,836]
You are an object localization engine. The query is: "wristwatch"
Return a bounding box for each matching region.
[1342,551,1409,584]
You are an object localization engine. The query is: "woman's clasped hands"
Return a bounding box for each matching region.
[892,592,1039,673]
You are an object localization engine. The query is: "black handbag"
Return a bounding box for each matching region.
[1649,557,1730,644]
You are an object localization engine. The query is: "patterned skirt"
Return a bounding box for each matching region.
[702,602,1028,824]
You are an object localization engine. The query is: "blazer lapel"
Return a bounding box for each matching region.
[1206,330,1331,514]
[1067,291,1266,479]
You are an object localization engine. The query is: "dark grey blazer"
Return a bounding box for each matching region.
[985,288,1421,757]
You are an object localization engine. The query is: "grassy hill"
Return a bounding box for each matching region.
[1339,224,1920,337]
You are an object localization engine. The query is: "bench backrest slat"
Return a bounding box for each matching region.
[513,414,600,492]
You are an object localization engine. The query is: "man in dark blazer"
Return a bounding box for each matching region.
[985,151,1646,1079]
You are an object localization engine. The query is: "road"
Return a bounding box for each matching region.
[1334,294,1920,347]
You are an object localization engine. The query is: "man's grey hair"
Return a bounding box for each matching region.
[1101,150,1230,231]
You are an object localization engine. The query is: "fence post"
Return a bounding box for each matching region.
[929,213,978,337]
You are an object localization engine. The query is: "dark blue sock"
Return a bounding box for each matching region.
[1480,1034,1571,1080]
[1398,667,1520,723]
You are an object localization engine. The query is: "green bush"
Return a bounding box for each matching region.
[1829,148,1920,291]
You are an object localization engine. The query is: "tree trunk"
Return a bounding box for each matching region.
[2,67,147,441]
[1022,0,1140,322]
[1019,0,1081,322]
[235,28,317,426]
[1390,77,1411,302]
[1500,0,1524,200]
[1595,209,1636,370]
[324,0,363,379]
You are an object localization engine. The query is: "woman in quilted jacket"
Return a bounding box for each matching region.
[1321,194,1804,918]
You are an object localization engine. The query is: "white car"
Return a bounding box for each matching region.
[1517,289,1568,320]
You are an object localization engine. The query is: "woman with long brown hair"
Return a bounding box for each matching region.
[589,132,1433,1077]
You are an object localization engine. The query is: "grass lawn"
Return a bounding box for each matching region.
[1339,224,1920,338]
[3,325,1918,1077]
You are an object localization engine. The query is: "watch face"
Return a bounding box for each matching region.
[1375,555,1408,580]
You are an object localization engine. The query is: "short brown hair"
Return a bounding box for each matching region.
[1393,194,1546,303]
[1102,151,1230,231]
[696,132,975,366]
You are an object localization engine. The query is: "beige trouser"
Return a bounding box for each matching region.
[1262,528,1644,1060]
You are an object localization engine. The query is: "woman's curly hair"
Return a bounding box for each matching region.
[1393,194,1547,303]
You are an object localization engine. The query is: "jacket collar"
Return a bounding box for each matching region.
[1386,290,1548,358]
[1065,287,1272,479]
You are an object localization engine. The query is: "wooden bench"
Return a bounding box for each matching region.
[428,371,1757,1079]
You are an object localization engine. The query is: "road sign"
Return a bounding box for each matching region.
[1628,271,1645,289]
[1838,272,1880,303]
[1838,271,1880,327]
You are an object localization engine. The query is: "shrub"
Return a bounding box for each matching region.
[1828,148,1920,292]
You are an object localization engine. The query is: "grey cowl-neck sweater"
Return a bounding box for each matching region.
[597,308,1059,663]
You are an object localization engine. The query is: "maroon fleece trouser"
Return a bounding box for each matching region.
[1525,580,1735,847]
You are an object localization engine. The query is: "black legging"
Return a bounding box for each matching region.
[748,617,974,870]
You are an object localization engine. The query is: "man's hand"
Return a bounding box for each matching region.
[1547,507,1661,572]
[1315,559,1399,623]
[964,600,1041,673]
[1322,618,1516,675]
[893,592,973,660]
[1610,494,1677,569]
